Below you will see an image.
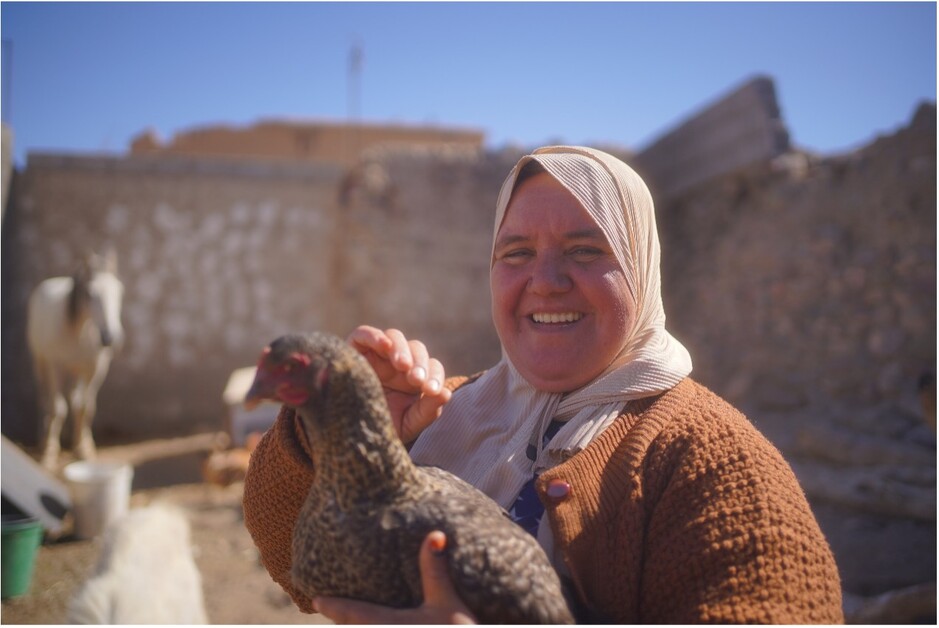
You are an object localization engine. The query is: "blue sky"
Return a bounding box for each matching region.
[1,2,936,166]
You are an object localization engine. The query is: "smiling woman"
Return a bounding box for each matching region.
[242,146,845,624]
[490,163,636,393]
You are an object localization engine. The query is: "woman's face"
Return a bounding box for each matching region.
[491,172,636,393]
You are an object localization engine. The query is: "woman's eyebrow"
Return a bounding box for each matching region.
[495,228,606,249]
[565,228,606,240]
[494,233,529,249]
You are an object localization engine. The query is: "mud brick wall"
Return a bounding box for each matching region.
[131,120,485,168]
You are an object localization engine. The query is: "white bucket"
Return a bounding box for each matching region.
[63,461,133,540]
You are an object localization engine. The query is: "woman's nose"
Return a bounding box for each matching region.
[528,254,572,295]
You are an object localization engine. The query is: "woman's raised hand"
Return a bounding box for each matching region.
[346,326,452,445]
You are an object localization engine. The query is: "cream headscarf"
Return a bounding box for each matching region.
[409,146,692,549]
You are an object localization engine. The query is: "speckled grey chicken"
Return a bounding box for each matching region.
[245,332,574,624]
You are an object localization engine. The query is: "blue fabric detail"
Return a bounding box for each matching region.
[508,420,565,537]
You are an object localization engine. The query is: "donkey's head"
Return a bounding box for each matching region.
[70,250,125,350]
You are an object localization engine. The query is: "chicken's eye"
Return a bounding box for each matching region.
[271,362,294,377]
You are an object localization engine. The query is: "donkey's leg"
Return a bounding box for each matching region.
[71,382,97,461]
[72,355,110,461]
[37,361,68,470]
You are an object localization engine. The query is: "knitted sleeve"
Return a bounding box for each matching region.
[242,405,318,612]
[639,412,844,623]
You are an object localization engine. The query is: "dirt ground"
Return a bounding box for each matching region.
[1,436,331,625]
[2,432,934,624]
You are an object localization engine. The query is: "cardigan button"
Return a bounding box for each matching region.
[546,479,571,501]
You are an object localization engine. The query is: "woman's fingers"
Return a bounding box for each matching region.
[347,325,393,355]
[419,531,453,601]
[405,339,431,387]
[312,596,386,625]
[348,327,442,395]
[418,531,476,624]
[347,326,400,381]
[383,328,415,372]
[399,383,452,444]
[347,325,451,444]
[386,332,437,394]
[424,357,446,394]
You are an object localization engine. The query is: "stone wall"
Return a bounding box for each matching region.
[660,104,935,426]
[3,105,933,453]
[636,75,790,200]
[1,148,510,444]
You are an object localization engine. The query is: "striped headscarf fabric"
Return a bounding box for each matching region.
[409,146,692,525]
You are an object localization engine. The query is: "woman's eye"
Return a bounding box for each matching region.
[500,249,533,263]
[570,247,603,261]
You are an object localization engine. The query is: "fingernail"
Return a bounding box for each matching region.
[427,378,441,393]
[429,532,447,554]
[412,366,427,381]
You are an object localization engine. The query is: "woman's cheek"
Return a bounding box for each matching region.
[490,265,523,333]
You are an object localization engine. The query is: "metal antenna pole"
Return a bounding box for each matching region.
[348,41,362,120]
[1,39,12,124]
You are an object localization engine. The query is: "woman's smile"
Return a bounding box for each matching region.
[529,312,584,325]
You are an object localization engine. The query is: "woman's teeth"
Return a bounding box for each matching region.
[531,312,583,324]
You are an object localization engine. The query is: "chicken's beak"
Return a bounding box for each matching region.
[244,371,272,411]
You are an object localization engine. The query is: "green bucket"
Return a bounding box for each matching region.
[1,514,43,599]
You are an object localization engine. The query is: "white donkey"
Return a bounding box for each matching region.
[27,250,125,469]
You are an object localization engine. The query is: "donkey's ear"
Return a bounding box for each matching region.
[76,251,95,279]
[87,246,118,274]
[101,246,118,274]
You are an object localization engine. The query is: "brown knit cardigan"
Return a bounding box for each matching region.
[242,377,844,623]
